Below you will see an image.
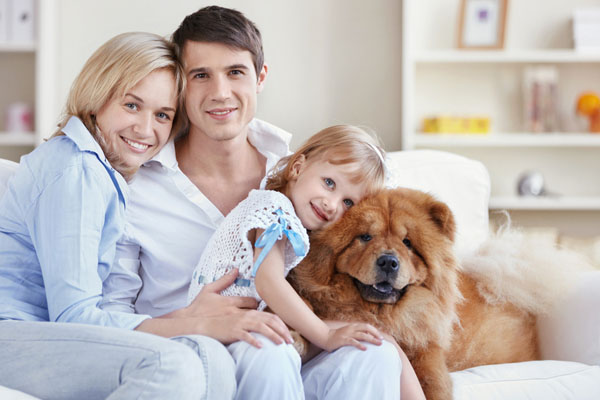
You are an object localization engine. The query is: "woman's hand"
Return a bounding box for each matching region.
[322,322,383,352]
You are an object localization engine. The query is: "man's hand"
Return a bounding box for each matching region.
[183,269,293,347]
[200,309,293,348]
[186,269,258,317]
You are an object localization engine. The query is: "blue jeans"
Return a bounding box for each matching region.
[0,320,236,400]
[229,333,402,399]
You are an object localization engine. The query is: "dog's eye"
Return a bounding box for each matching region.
[359,234,372,242]
[402,238,412,249]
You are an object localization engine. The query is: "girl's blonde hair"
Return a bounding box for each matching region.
[52,32,185,178]
[266,125,386,195]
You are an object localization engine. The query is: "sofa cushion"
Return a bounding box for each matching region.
[451,360,600,400]
[386,150,490,257]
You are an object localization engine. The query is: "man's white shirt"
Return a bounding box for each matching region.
[100,118,291,317]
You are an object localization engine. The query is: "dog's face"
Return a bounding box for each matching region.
[304,188,457,305]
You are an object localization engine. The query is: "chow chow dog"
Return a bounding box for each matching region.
[287,187,579,400]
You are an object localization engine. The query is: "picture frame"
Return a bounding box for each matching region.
[457,0,508,49]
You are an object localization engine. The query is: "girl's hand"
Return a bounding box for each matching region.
[323,322,383,352]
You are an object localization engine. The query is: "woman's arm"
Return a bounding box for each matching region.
[29,164,148,329]
[254,234,382,352]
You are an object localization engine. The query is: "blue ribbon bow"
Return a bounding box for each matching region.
[251,208,306,277]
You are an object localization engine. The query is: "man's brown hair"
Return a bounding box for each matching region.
[172,6,264,75]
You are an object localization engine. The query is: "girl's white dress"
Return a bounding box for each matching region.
[187,189,310,310]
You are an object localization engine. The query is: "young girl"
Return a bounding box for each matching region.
[188,125,386,351]
[188,125,427,399]
[0,32,220,399]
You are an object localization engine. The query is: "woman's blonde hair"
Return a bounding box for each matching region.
[266,125,386,195]
[52,32,184,177]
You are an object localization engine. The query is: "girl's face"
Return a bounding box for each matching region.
[286,155,368,231]
[95,68,177,175]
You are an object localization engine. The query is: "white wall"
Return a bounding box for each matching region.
[53,0,403,150]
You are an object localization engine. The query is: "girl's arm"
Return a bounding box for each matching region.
[103,223,293,347]
[253,231,383,352]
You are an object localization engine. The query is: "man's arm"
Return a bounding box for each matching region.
[135,270,293,348]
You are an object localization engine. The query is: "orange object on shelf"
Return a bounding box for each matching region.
[590,109,600,133]
[576,92,600,133]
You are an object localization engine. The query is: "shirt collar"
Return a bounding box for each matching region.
[247,118,292,158]
[62,116,106,157]
[146,139,178,170]
[61,116,129,205]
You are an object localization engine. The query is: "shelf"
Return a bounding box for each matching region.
[0,43,36,53]
[402,0,600,232]
[414,49,600,63]
[490,196,600,211]
[414,132,600,147]
[0,132,36,146]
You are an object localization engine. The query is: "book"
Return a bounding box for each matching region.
[523,66,559,133]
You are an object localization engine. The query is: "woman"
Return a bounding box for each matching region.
[0,32,233,400]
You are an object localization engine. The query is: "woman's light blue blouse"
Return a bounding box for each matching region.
[0,117,149,329]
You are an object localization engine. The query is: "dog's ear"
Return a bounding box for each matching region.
[428,200,456,242]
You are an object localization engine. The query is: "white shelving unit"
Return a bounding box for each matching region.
[0,43,36,52]
[402,0,600,234]
[415,132,600,147]
[415,49,600,63]
[0,132,37,146]
[490,196,600,211]
[0,0,56,162]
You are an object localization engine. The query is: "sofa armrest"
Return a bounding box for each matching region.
[537,270,600,366]
[385,150,490,257]
[0,385,39,400]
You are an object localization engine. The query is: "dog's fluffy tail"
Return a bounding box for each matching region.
[459,219,594,315]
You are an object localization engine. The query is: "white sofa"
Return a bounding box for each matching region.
[386,150,600,399]
[1,152,600,399]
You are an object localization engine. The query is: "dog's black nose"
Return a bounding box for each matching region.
[377,254,399,273]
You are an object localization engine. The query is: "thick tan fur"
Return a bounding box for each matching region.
[287,188,543,400]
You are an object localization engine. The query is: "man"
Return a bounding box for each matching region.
[102,6,403,399]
